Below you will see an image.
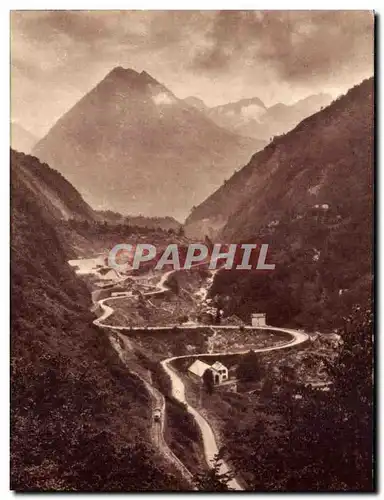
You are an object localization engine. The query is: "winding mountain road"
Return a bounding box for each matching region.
[109,332,193,483]
[160,327,308,490]
[70,258,309,490]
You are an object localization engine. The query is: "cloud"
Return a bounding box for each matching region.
[152,91,175,106]
[190,11,374,84]
[10,10,374,136]
[240,103,265,120]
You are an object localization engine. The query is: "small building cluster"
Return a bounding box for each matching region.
[188,359,228,385]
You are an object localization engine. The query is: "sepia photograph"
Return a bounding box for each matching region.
[10,9,374,492]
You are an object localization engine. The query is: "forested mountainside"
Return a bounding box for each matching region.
[12,148,182,232]
[11,149,95,221]
[11,150,185,491]
[187,78,373,331]
[33,67,263,220]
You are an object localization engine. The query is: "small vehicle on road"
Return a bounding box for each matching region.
[153,408,161,423]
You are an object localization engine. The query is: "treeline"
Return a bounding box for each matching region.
[62,218,185,238]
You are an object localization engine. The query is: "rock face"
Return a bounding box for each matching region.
[33,67,263,221]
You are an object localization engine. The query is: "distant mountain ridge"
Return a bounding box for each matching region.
[186,93,332,141]
[33,67,264,221]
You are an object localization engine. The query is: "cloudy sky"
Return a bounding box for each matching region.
[11,10,374,138]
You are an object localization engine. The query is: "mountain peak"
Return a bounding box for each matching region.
[102,66,147,90]
[108,66,140,79]
[102,67,161,92]
[214,96,266,111]
[32,68,259,220]
[139,70,160,86]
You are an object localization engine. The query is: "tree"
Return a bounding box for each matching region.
[330,305,373,400]
[177,315,189,324]
[193,450,235,491]
[280,364,296,383]
[215,308,222,325]
[260,376,275,399]
[202,368,214,394]
[236,350,264,382]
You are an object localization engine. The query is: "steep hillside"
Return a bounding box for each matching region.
[33,67,263,220]
[11,149,95,221]
[11,151,185,491]
[188,78,374,330]
[223,80,372,241]
[185,80,372,239]
[11,122,38,153]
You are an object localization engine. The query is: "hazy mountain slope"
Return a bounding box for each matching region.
[186,93,332,141]
[11,151,185,491]
[190,78,373,331]
[182,96,208,112]
[11,149,96,221]
[33,67,263,220]
[11,122,38,153]
[184,143,278,238]
[257,93,333,140]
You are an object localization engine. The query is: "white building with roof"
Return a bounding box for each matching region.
[251,313,267,327]
[188,360,212,378]
[211,361,228,383]
[188,359,228,385]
